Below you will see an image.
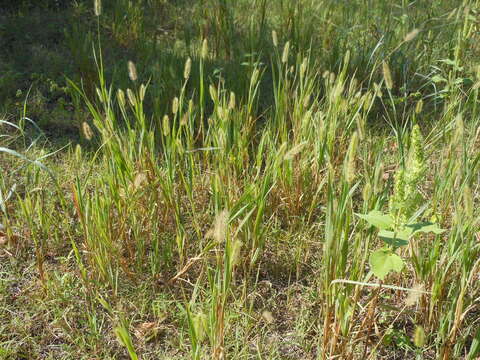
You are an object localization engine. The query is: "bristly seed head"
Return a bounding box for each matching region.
[162,115,170,136]
[344,131,359,184]
[382,61,393,90]
[282,41,290,64]
[205,210,229,244]
[82,122,93,140]
[128,61,138,81]
[228,92,236,110]
[94,0,102,16]
[413,326,426,347]
[172,97,179,115]
[184,57,192,80]
[201,39,208,59]
[415,99,423,114]
[117,89,126,108]
[126,88,136,106]
[272,30,278,47]
[404,29,420,42]
[139,84,146,101]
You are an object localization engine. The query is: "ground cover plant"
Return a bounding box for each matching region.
[1,0,479,359]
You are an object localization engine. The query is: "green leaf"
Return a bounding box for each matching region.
[369,248,404,280]
[357,210,394,230]
[378,228,412,247]
[406,222,446,235]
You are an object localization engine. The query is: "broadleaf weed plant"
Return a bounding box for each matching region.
[358,124,446,281]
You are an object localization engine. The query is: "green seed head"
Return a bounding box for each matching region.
[282,41,290,63]
[414,326,426,347]
[184,57,192,80]
[201,39,208,59]
[344,132,359,184]
[94,0,102,16]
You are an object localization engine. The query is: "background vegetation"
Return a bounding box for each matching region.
[1,0,479,359]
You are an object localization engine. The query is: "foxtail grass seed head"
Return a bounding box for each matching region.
[128,61,138,81]
[228,92,236,110]
[74,144,82,163]
[318,114,326,139]
[300,57,307,79]
[284,142,307,161]
[344,131,359,183]
[184,57,191,80]
[193,312,207,343]
[343,50,350,66]
[374,162,384,193]
[415,99,423,114]
[355,114,365,140]
[382,61,393,90]
[329,72,336,84]
[362,182,372,203]
[363,92,373,111]
[133,172,147,190]
[201,38,208,59]
[348,77,358,96]
[332,81,344,101]
[172,97,179,115]
[262,310,274,324]
[94,0,102,16]
[405,284,424,306]
[404,28,420,42]
[126,88,136,106]
[188,99,193,114]
[282,41,290,63]
[81,121,93,140]
[272,30,278,47]
[117,89,126,108]
[206,210,229,243]
[230,239,243,268]
[413,326,426,347]
[162,115,170,136]
[139,84,146,101]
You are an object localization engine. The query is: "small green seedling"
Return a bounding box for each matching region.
[358,125,445,280]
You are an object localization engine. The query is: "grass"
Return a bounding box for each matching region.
[1,0,480,359]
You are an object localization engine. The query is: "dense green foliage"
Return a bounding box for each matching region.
[1,1,479,359]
